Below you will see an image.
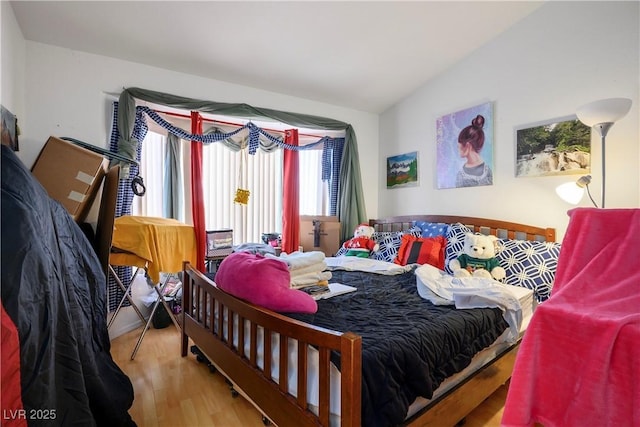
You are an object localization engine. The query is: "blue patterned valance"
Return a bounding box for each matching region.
[137,105,345,184]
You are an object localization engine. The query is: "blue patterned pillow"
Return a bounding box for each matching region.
[371,226,422,263]
[497,239,561,302]
[413,221,449,238]
[444,223,472,274]
[335,245,348,257]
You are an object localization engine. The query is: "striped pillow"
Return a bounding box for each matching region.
[394,235,446,268]
[371,225,422,263]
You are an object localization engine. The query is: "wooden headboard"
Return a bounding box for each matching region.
[370,215,556,242]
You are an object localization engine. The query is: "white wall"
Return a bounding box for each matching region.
[379,1,639,241]
[1,1,26,125]
[13,42,380,219]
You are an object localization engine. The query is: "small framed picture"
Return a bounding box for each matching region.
[386,151,418,188]
[515,116,590,177]
[1,105,19,151]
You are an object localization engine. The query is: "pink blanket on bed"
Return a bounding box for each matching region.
[502,208,640,427]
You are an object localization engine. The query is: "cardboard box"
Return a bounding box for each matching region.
[299,216,341,256]
[31,136,109,222]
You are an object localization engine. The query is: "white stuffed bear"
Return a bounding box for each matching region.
[341,224,380,258]
[449,232,506,281]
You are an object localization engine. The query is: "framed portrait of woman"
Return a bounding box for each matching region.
[436,102,494,189]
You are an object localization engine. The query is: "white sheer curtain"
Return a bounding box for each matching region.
[202,142,284,244]
[131,131,166,217]
[299,148,327,215]
[133,127,326,245]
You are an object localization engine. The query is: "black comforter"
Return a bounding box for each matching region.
[288,268,508,427]
[1,145,135,426]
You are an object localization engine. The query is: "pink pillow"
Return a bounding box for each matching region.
[215,252,317,314]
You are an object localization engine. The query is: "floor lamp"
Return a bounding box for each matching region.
[573,98,632,208]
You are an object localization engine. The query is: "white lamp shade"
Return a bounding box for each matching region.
[576,98,632,127]
[556,181,585,205]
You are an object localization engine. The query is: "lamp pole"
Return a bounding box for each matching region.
[594,122,613,209]
[576,98,632,210]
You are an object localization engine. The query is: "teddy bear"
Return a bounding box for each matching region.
[449,232,506,281]
[341,224,379,258]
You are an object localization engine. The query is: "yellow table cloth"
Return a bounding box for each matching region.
[111,216,197,284]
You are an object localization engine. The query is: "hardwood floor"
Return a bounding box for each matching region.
[111,326,510,427]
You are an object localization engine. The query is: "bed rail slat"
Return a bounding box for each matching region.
[250,323,258,367]
[227,309,234,348]
[297,341,309,408]
[318,347,331,426]
[195,285,201,323]
[263,328,272,384]
[279,336,289,393]
[216,301,224,338]
[238,315,246,359]
[202,294,213,330]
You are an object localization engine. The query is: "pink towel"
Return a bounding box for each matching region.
[502,208,640,427]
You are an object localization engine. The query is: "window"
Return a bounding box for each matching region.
[133,128,330,244]
[202,140,284,244]
[299,148,328,215]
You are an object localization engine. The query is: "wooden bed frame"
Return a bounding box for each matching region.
[180,215,556,427]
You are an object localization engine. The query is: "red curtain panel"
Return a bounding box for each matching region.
[282,129,300,254]
[190,111,206,272]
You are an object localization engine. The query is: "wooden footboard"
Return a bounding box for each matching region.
[180,263,362,427]
[180,264,516,427]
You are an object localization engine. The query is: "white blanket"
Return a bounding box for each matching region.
[415,264,523,343]
[289,261,328,277]
[266,251,325,270]
[325,256,414,275]
[291,271,333,288]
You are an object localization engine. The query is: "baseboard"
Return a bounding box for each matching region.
[107,306,147,340]
[108,272,152,340]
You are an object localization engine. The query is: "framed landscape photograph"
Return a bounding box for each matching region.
[386,151,418,188]
[515,116,591,177]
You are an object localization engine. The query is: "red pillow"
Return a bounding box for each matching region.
[215,252,317,314]
[394,235,446,269]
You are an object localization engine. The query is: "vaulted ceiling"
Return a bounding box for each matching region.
[10,1,544,113]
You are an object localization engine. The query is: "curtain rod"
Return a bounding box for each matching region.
[153,108,334,139]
